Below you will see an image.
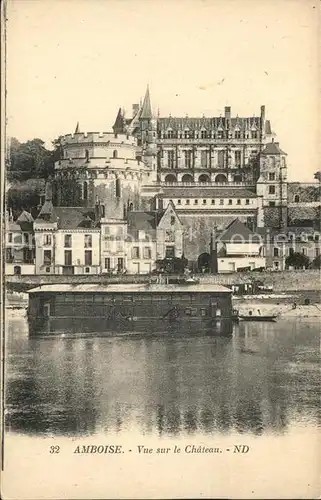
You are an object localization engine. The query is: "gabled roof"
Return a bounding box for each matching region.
[16,210,34,223]
[261,141,286,155]
[140,86,152,120]
[218,218,262,243]
[127,210,164,232]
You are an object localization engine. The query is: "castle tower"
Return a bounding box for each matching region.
[257,139,288,228]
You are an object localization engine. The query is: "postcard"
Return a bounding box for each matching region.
[1,0,320,498]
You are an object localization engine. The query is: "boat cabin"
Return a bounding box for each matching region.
[27,283,233,336]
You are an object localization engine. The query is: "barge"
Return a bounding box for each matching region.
[27,283,233,336]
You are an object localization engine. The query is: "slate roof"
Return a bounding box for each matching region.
[127,210,165,238]
[159,187,257,198]
[16,210,34,223]
[217,218,262,243]
[54,207,98,229]
[261,142,287,155]
[140,86,152,120]
[158,116,261,131]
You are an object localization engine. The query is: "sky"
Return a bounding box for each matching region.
[5,0,320,181]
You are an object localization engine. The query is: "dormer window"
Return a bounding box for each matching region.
[235,130,241,139]
[167,129,173,139]
[184,130,190,139]
[201,130,207,139]
[269,173,276,181]
[217,130,223,139]
[251,131,258,139]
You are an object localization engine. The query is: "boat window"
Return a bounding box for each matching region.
[200,308,207,316]
[185,307,197,316]
[94,295,105,303]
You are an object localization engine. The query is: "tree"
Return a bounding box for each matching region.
[7,137,55,182]
[311,254,321,269]
[314,171,321,183]
[285,252,310,269]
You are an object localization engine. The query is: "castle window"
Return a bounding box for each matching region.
[251,131,258,139]
[8,233,12,243]
[83,182,88,200]
[269,201,276,207]
[143,247,151,259]
[167,150,174,169]
[194,199,198,205]
[177,199,181,205]
[294,194,300,203]
[237,199,241,205]
[64,234,72,248]
[44,250,52,265]
[302,248,306,255]
[235,130,241,139]
[167,130,173,139]
[170,216,175,225]
[211,199,215,205]
[315,234,320,242]
[85,250,92,266]
[113,150,118,158]
[273,247,279,257]
[245,199,250,205]
[217,130,223,139]
[84,235,92,248]
[269,185,276,194]
[220,199,224,205]
[64,250,72,266]
[203,199,207,204]
[228,199,232,205]
[43,234,52,246]
[132,247,140,259]
[184,130,190,139]
[105,258,111,271]
[201,150,208,168]
[201,130,207,139]
[235,150,241,167]
[316,248,320,257]
[184,150,192,168]
[45,267,51,273]
[116,178,121,198]
[186,199,190,205]
[269,173,276,181]
[85,267,90,273]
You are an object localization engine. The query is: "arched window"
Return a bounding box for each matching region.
[164,174,177,184]
[113,150,118,158]
[83,182,88,200]
[294,194,300,203]
[215,174,228,183]
[199,174,210,183]
[181,174,194,183]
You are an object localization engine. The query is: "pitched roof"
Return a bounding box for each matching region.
[16,210,34,223]
[54,207,98,229]
[261,141,287,155]
[218,218,262,243]
[158,116,262,131]
[140,86,152,120]
[113,108,125,133]
[159,187,257,198]
[127,210,164,233]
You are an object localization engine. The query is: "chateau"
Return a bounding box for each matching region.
[6,87,321,275]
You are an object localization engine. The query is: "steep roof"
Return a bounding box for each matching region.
[16,210,34,223]
[158,116,262,131]
[159,187,257,198]
[218,218,262,243]
[54,207,98,229]
[113,108,125,133]
[261,141,287,155]
[127,210,164,233]
[140,86,152,120]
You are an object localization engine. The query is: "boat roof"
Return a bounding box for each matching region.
[27,283,232,294]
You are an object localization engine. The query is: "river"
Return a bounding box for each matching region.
[5,311,320,438]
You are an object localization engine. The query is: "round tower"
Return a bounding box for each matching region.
[53,130,148,212]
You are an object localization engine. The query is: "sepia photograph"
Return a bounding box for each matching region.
[1,0,320,498]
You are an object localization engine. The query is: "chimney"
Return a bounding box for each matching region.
[224,106,231,119]
[132,104,139,117]
[260,105,265,121]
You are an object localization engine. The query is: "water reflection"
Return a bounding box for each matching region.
[5,312,321,437]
